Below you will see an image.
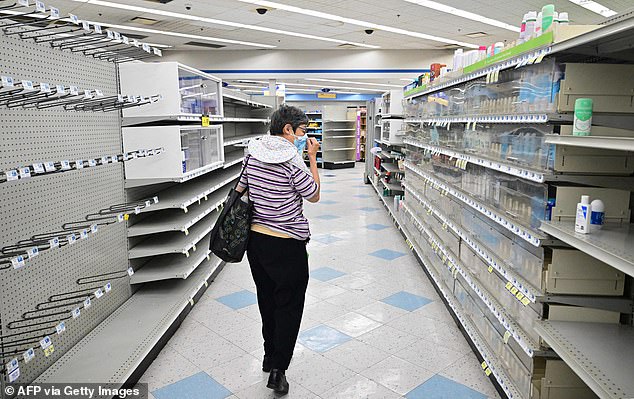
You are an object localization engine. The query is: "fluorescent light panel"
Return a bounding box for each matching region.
[70,0,379,48]
[305,78,402,88]
[567,0,617,17]
[239,0,481,48]
[404,0,520,32]
[85,21,276,48]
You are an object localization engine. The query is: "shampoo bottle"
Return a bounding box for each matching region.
[590,199,605,232]
[575,195,591,234]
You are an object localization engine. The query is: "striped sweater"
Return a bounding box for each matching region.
[237,157,318,240]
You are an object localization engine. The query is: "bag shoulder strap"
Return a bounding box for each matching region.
[233,154,251,191]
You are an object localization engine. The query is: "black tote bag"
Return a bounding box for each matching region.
[209,156,253,263]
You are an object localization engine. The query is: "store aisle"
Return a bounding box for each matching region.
[140,166,500,399]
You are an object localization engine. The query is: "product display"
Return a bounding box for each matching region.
[3,1,634,398]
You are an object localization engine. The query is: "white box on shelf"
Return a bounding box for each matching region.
[122,125,224,183]
[119,62,223,121]
[381,119,404,144]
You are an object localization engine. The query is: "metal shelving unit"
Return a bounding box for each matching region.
[130,248,218,285]
[223,133,265,147]
[139,164,240,213]
[128,212,218,259]
[36,260,224,384]
[223,151,245,168]
[544,135,634,152]
[381,162,401,173]
[128,188,228,237]
[534,321,634,399]
[540,221,634,278]
[322,108,356,169]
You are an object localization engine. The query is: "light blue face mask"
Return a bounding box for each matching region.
[294,134,308,154]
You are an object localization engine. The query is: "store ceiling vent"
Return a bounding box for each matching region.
[465,31,488,38]
[131,16,160,25]
[337,43,360,49]
[184,41,226,49]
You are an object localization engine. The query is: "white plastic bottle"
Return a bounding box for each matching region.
[559,12,570,26]
[535,12,543,37]
[519,13,528,43]
[590,199,605,232]
[575,195,591,234]
[525,11,537,40]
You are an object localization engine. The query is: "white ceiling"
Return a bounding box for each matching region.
[49,0,632,51]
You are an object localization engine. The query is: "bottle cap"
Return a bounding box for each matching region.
[581,195,590,204]
[559,12,569,21]
[527,11,537,20]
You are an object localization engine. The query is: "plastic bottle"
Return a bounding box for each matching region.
[573,98,593,136]
[494,42,505,55]
[478,46,487,62]
[525,11,537,40]
[575,195,591,234]
[553,12,560,28]
[519,13,528,43]
[453,49,464,71]
[535,12,543,37]
[542,4,555,32]
[590,199,605,231]
[559,12,570,25]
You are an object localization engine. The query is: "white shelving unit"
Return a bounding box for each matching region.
[322,106,356,169]
[396,17,634,399]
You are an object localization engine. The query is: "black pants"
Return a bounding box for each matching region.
[247,231,309,371]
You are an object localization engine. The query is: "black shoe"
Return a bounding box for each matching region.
[267,369,289,395]
[262,355,272,372]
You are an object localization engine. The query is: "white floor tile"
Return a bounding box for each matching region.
[234,378,319,399]
[306,280,347,300]
[325,312,383,338]
[323,339,391,373]
[440,354,502,399]
[394,338,465,373]
[287,354,356,395]
[303,300,349,323]
[361,355,434,395]
[356,301,409,324]
[324,289,376,311]
[320,374,402,399]
[357,325,420,355]
[207,353,266,393]
[138,345,200,393]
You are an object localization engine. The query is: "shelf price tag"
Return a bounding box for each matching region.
[84,297,91,309]
[32,163,44,174]
[72,307,81,319]
[50,7,60,18]
[521,297,531,306]
[503,330,512,344]
[8,366,20,383]
[56,322,66,335]
[510,286,519,295]
[90,224,98,234]
[80,229,89,239]
[88,159,97,167]
[18,0,29,7]
[515,292,525,301]
[69,14,79,24]
[94,24,102,34]
[117,214,125,223]
[12,255,25,270]
[40,336,54,357]
[6,170,18,181]
[27,247,39,259]
[2,75,14,87]
[49,237,59,249]
[19,167,31,179]
[505,282,513,291]
[35,0,45,12]
[484,368,492,377]
[105,282,112,293]
[487,265,493,273]
[94,288,103,299]
[100,156,108,165]
[23,348,35,363]
[202,115,210,127]
[481,361,487,370]
[45,161,56,172]
[127,267,134,276]
[67,233,77,245]
[6,358,19,374]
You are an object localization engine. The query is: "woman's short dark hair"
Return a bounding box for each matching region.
[269,105,309,135]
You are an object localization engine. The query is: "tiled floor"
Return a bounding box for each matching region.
[140,166,501,399]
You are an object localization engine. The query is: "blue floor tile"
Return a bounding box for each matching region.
[312,234,343,244]
[153,372,231,399]
[369,248,406,261]
[314,214,340,220]
[366,224,390,231]
[321,189,337,193]
[216,289,257,310]
[310,267,346,281]
[381,291,432,312]
[354,194,373,198]
[406,375,487,399]
[320,200,338,205]
[359,207,381,212]
[298,325,352,352]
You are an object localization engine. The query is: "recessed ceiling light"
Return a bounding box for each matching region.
[238,0,480,48]
[567,0,617,17]
[305,78,401,88]
[465,32,488,38]
[69,0,379,48]
[403,0,520,32]
[84,21,276,48]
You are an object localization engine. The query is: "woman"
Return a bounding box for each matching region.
[237,105,320,395]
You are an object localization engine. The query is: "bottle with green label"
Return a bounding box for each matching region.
[573,98,593,136]
[542,4,555,32]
